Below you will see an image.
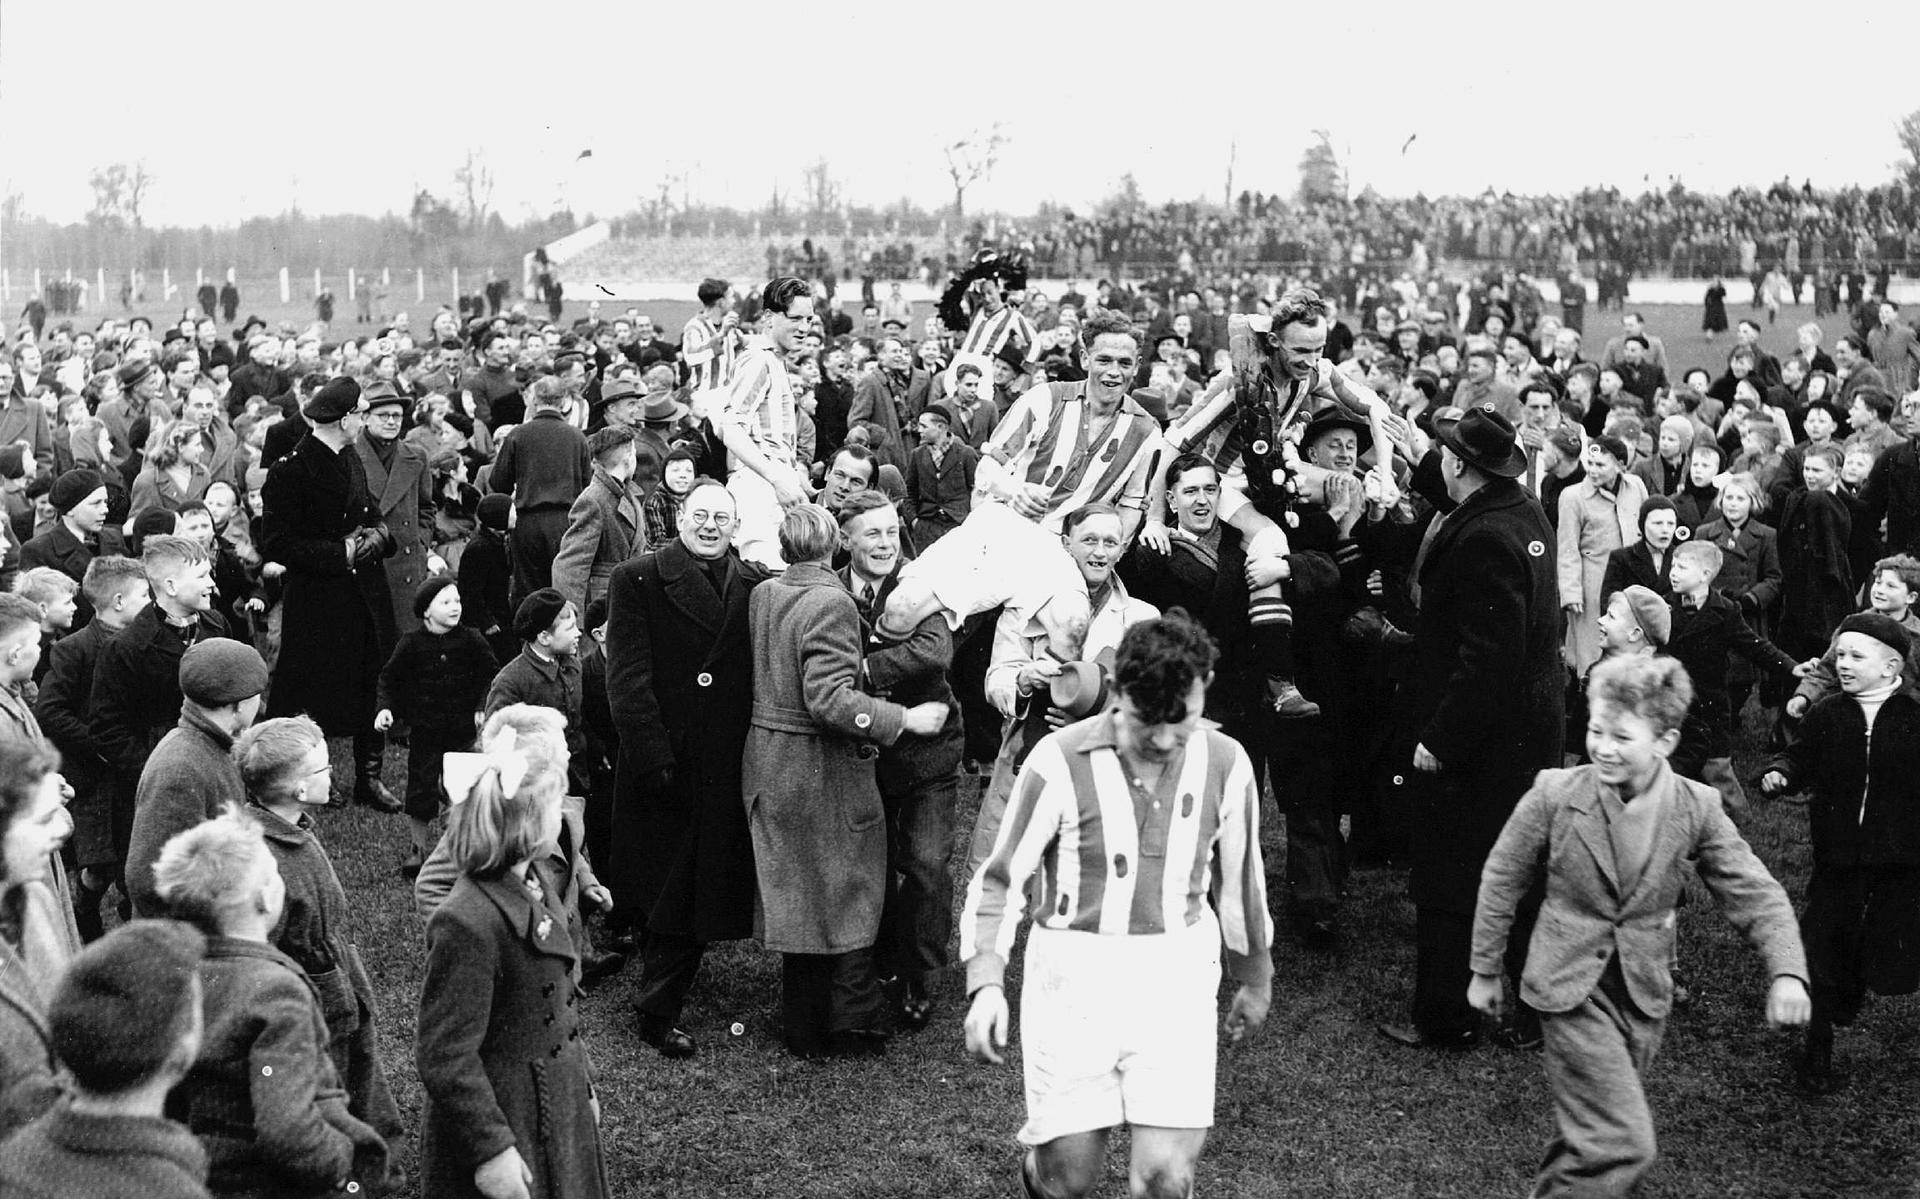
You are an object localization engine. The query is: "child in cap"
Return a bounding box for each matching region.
[153,806,388,1196]
[485,588,586,792]
[376,576,499,877]
[1475,654,1810,1195]
[0,919,211,1199]
[459,493,515,664]
[1787,553,1920,718]
[1763,612,1920,1094]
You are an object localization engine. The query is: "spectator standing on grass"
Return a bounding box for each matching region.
[415,730,610,1199]
[233,715,403,1142]
[962,613,1271,1199]
[151,807,389,1198]
[261,378,402,815]
[489,376,591,609]
[1473,654,1809,1198]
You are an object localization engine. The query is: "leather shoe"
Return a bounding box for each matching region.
[1377,1021,1478,1051]
[897,992,936,1033]
[580,950,627,989]
[639,1017,697,1059]
[826,1028,889,1058]
[355,781,404,814]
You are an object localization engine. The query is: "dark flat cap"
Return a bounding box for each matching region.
[178,639,270,705]
[302,376,362,423]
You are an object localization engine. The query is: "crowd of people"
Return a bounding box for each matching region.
[0,250,1918,1198]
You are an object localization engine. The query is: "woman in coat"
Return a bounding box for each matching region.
[416,732,609,1199]
[741,505,946,1058]
[1557,435,1646,674]
[0,740,67,1139]
[129,422,212,522]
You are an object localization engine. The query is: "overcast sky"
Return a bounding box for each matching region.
[4,3,1918,230]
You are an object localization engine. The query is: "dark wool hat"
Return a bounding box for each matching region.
[178,638,270,706]
[584,595,609,632]
[923,403,956,427]
[50,919,206,1093]
[513,587,569,642]
[209,342,236,369]
[116,360,156,388]
[50,468,106,514]
[302,375,362,423]
[1638,494,1677,535]
[477,493,513,532]
[129,507,178,554]
[1837,612,1911,662]
[413,575,461,620]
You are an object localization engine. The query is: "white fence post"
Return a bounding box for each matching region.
[347,269,357,302]
[279,268,291,304]
[415,269,425,303]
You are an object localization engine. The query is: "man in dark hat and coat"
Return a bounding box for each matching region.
[353,383,437,648]
[260,377,402,812]
[1380,402,1564,1050]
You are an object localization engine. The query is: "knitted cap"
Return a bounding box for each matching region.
[50,920,206,1092]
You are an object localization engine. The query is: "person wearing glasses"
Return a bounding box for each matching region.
[603,479,772,1059]
[352,383,439,647]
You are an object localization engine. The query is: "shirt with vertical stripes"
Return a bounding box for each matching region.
[682,314,743,393]
[961,710,1273,994]
[981,382,1164,533]
[960,306,1041,361]
[720,337,798,470]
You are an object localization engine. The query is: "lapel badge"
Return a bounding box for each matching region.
[1527,540,1546,557]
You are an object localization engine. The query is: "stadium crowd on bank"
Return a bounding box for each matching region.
[0,249,1918,1198]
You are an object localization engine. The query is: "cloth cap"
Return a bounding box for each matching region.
[513,587,569,641]
[923,403,956,428]
[177,639,270,706]
[50,919,206,1093]
[116,361,155,388]
[1837,612,1911,661]
[50,468,106,514]
[413,575,460,619]
[1615,585,1671,647]
[302,376,362,423]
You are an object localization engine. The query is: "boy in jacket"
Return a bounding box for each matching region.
[1763,613,1920,1094]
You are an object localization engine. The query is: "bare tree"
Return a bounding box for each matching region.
[87,164,130,226]
[1899,108,1920,191]
[803,159,841,217]
[454,148,496,231]
[945,124,1009,220]
[125,161,154,231]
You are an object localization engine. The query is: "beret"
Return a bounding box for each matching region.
[50,919,206,1093]
[477,493,513,532]
[1837,612,1911,661]
[413,575,460,620]
[177,639,270,706]
[923,403,956,427]
[302,375,362,423]
[513,587,569,642]
[50,468,106,514]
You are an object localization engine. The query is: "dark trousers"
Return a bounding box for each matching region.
[876,772,958,989]
[781,949,884,1050]
[509,506,570,611]
[1268,723,1347,924]
[635,929,705,1024]
[352,729,387,793]
[1414,896,1541,1040]
[403,728,470,821]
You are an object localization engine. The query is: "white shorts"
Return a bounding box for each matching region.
[1016,911,1223,1145]
[727,466,788,571]
[899,502,1081,628]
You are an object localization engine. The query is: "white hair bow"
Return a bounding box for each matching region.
[442,728,529,805]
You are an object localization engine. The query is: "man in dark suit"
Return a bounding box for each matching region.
[902,405,976,551]
[1382,404,1564,1050]
[605,480,771,1059]
[835,490,961,1029]
[353,383,437,650]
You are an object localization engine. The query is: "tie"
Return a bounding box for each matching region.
[858,581,875,616]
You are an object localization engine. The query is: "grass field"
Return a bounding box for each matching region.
[110,293,1918,1196]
